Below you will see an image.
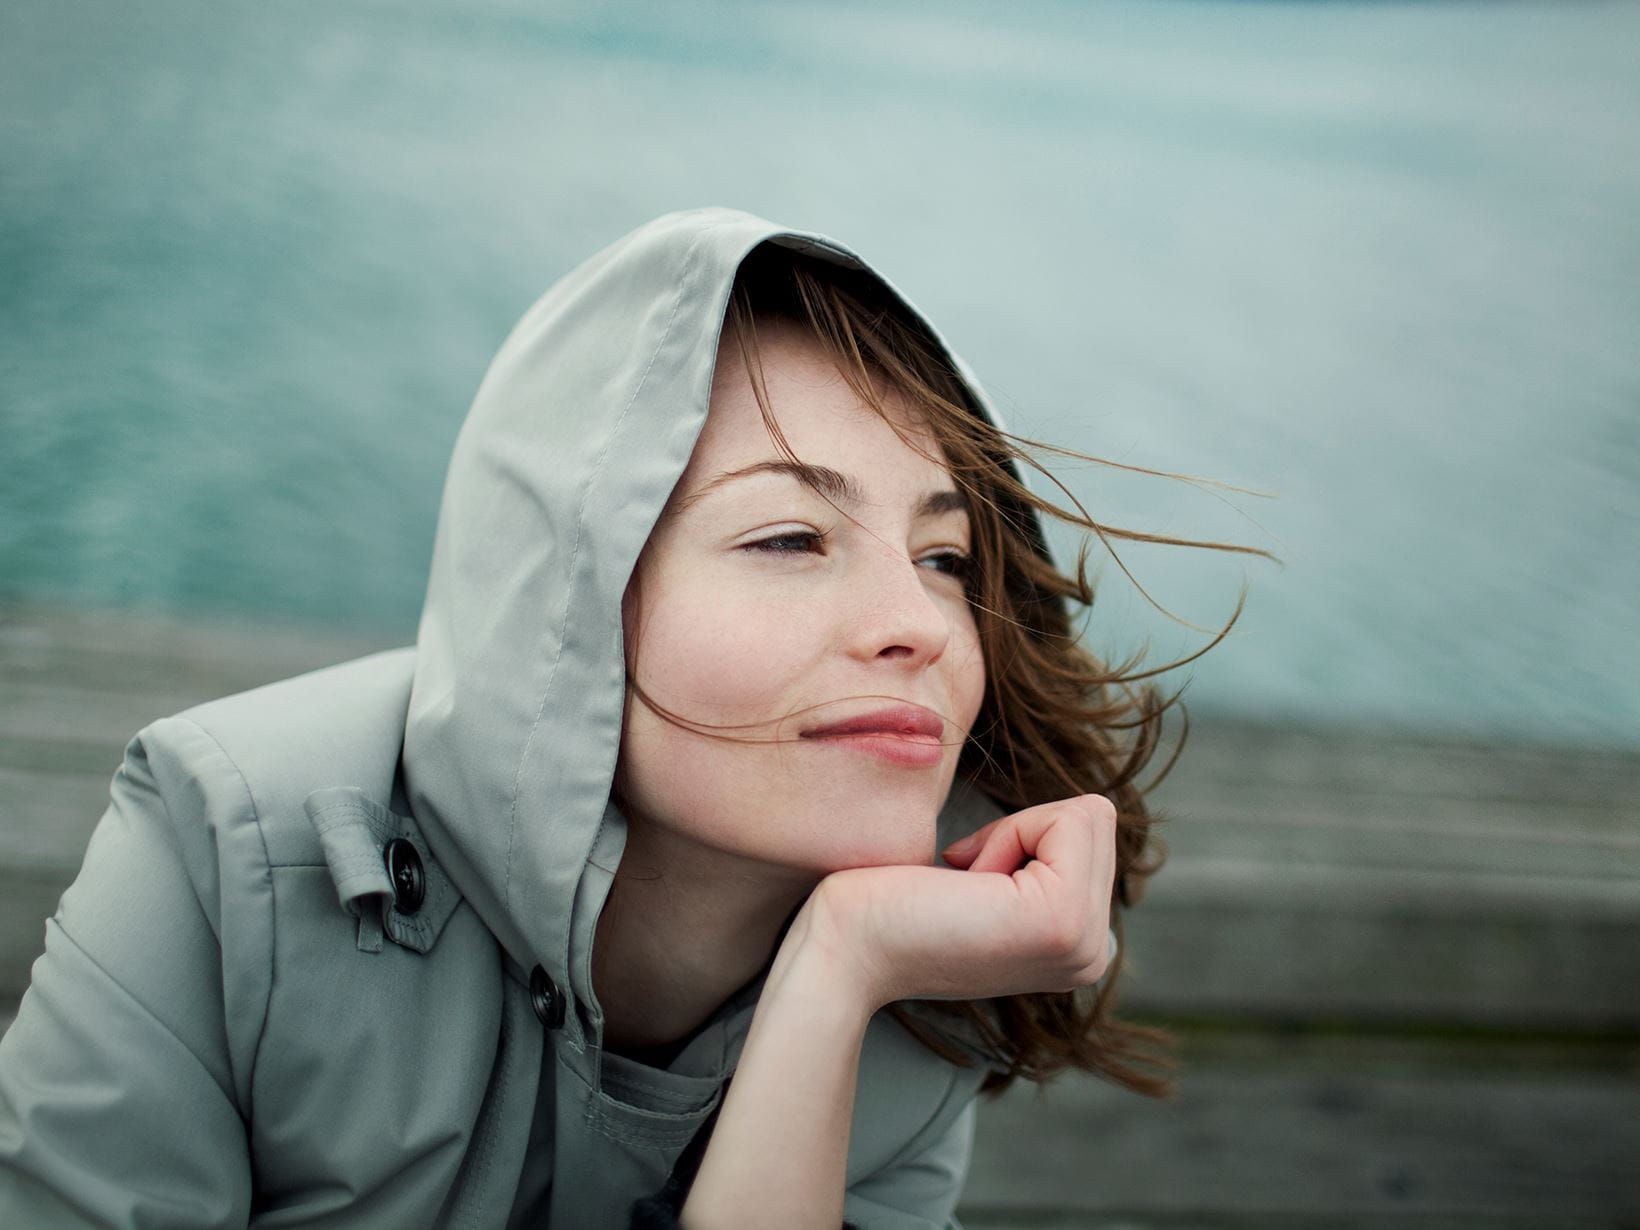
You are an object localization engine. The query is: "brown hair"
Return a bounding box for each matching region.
[648,243,1271,1098]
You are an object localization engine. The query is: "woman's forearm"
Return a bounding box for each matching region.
[680,912,874,1229]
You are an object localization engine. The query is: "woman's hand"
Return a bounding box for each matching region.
[682,795,1115,1228]
[794,793,1119,1013]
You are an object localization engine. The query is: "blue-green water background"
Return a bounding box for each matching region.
[3,0,1637,747]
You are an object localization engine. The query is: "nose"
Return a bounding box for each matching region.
[846,548,954,668]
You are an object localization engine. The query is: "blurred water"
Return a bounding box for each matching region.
[2,0,1636,747]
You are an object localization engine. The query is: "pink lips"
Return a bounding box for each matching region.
[800,704,947,768]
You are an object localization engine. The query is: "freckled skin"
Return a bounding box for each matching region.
[618,323,985,876]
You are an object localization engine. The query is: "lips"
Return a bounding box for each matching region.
[800,704,946,742]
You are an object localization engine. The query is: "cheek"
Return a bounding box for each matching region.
[632,591,817,722]
[948,608,988,730]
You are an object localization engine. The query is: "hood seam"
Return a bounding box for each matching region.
[501,221,720,965]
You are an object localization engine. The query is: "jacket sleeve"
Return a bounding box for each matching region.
[0,723,258,1226]
[841,1084,979,1230]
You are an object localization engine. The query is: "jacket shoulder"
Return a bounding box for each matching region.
[0,647,506,1225]
[145,647,417,866]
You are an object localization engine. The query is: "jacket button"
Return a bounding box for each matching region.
[529,965,566,1029]
[383,838,425,914]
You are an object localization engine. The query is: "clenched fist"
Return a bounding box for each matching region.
[795,794,1119,1012]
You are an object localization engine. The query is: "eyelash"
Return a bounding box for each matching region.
[747,530,826,556]
[744,531,975,582]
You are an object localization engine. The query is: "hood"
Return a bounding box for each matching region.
[403,207,1018,1039]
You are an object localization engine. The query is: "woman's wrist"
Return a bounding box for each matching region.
[771,879,889,1019]
[680,894,875,1228]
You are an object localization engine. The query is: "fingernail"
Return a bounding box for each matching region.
[943,832,980,856]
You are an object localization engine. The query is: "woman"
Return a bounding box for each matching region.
[0,208,1242,1227]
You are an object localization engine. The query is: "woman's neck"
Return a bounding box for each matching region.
[591,817,820,1058]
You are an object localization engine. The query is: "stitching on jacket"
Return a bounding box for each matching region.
[46,902,240,1107]
[553,1037,720,1157]
[307,789,463,954]
[452,976,516,1230]
[575,1055,725,1148]
[581,1096,715,1150]
[380,826,460,953]
[503,221,715,936]
[170,717,276,1114]
[308,796,390,838]
[599,1068,718,1112]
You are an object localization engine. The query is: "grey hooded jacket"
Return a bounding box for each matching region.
[0,208,1017,1227]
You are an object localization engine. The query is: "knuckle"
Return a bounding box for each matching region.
[1056,963,1103,994]
[1076,960,1108,989]
[1038,911,1085,961]
[1079,793,1118,826]
[1051,950,1109,994]
[1070,937,1104,977]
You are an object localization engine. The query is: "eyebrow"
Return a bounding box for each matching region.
[680,459,966,520]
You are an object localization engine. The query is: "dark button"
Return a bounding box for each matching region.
[529,965,565,1029]
[383,838,425,914]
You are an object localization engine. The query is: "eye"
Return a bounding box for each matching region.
[917,548,975,583]
[744,529,826,556]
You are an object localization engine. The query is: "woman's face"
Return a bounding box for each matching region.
[618,321,986,875]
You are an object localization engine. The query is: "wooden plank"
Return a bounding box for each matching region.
[0,604,384,745]
[1155,720,1640,811]
[959,1033,1640,1227]
[0,873,61,998]
[0,679,206,748]
[0,603,385,694]
[1122,876,1640,1033]
[1150,803,1639,882]
[0,767,110,869]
